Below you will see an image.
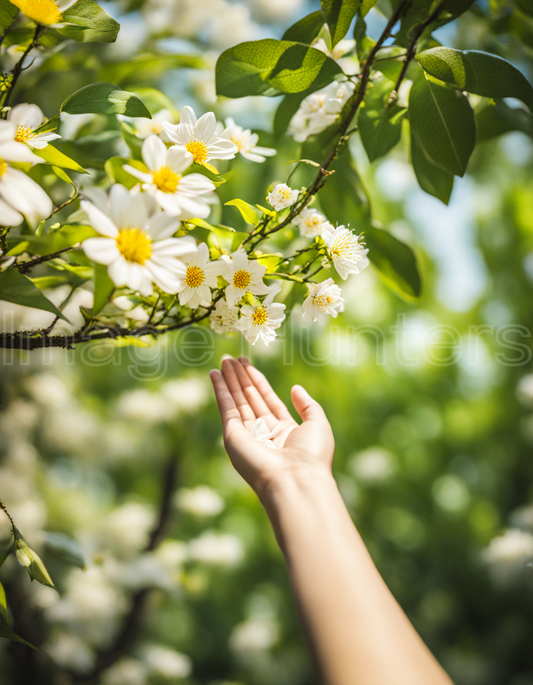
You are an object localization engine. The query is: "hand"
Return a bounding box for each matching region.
[209,356,335,501]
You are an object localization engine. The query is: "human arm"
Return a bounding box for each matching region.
[210,356,453,685]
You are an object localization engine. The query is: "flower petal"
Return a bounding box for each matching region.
[81,200,119,238]
[82,237,120,265]
[142,134,167,171]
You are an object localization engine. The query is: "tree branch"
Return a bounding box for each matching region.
[2,24,43,111]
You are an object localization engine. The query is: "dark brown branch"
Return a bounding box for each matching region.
[16,247,75,274]
[2,24,43,111]
[71,455,179,685]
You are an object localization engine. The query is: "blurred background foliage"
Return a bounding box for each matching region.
[2,0,533,684]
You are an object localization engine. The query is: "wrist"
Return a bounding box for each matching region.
[258,466,337,518]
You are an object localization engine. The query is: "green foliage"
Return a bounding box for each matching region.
[0,0,17,30]
[215,39,343,98]
[417,48,533,110]
[475,100,533,142]
[93,263,115,315]
[13,529,54,588]
[282,10,324,43]
[320,0,360,47]
[410,132,454,204]
[34,144,88,174]
[365,225,421,300]
[359,74,407,162]
[225,199,260,224]
[60,83,151,117]
[59,0,120,43]
[408,68,475,177]
[7,225,97,256]
[0,269,69,321]
[42,532,87,570]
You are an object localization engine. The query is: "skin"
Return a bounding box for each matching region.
[210,356,454,685]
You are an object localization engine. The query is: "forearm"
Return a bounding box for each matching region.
[262,472,453,685]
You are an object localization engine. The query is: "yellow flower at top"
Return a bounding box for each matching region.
[9,0,63,26]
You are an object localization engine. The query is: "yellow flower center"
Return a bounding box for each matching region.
[252,306,269,327]
[185,265,205,288]
[279,188,293,201]
[230,135,243,151]
[233,269,251,290]
[186,139,209,164]
[116,228,152,265]
[0,157,8,177]
[330,234,356,259]
[10,0,63,25]
[152,166,180,194]
[15,125,34,144]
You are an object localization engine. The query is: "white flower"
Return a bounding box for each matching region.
[349,447,396,484]
[100,503,156,557]
[517,374,533,407]
[267,183,299,211]
[288,81,355,142]
[45,632,95,673]
[188,531,244,567]
[81,185,197,296]
[177,242,224,309]
[233,288,286,346]
[124,135,215,219]
[230,619,278,653]
[321,224,369,280]
[7,103,61,149]
[251,418,282,448]
[293,207,332,238]
[0,121,53,226]
[483,528,533,584]
[175,486,225,517]
[302,278,345,321]
[141,645,192,680]
[163,105,238,174]
[220,117,276,163]
[131,109,175,141]
[222,248,271,305]
[101,658,148,685]
[209,298,239,334]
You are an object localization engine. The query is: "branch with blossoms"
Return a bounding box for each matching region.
[1,0,531,350]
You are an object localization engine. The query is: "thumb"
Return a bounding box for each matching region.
[291,385,327,423]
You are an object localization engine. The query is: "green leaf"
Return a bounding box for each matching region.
[7,225,97,256]
[353,14,375,61]
[321,0,360,47]
[475,100,533,142]
[0,0,18,30]
[93,264,114,315]
[0,540,13,569]
[100,53,206,87]
[43,532,87,570]
[59,0,120,43]
[14,532,54,589]
[274,94,303,138]
[515,0,533,18]
[34,145,88,174]
[216,39,343,98]
[225,199,260,225]
[0,580,7,626]
[318,152,371,225]
[106,156,147,188]
[408,69,475,176]
[365,224,421,300]
[411,132,454,204]
[282,10,324,43]
[416,48,533,112]
[61,83,151,118]
[0,623,40,651]
[359,0,378,17]
[358,75,407,161]
[0,269,69,322]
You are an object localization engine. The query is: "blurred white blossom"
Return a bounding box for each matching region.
[188,531,244,567]
[175,485,225,517]
[101,657,148,685]
[483,528,533,584]
[141,644,192,679]
[45,632,95,673]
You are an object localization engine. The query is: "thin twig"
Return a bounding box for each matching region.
[2,24,43,111]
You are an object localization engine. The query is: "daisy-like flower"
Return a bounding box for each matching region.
[293,208,332,238]
[233,288,286,346]
[222,248,272,306]
[124,135,215,219]
[321,225,369,280]
[288,81,355,143]
[0,122,53,226]
[131,109,175,141]
[220,117,276,163]
[81,185,198,297]
[267,183,299,212]
[8,0,74,26]
[302,278,345,321]
[163,106,238,174]
[209,298,239,334]
[7,103,61,149]
[177,242,224,309]
[251,418,282,449]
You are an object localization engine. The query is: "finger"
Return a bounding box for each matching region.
[220,356,256,424]
[239,357,293,422]
[232,358,274,421]
[291,385,327,424]
[209,369,246,439]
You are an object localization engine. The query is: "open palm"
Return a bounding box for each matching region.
[210,357,334,498]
